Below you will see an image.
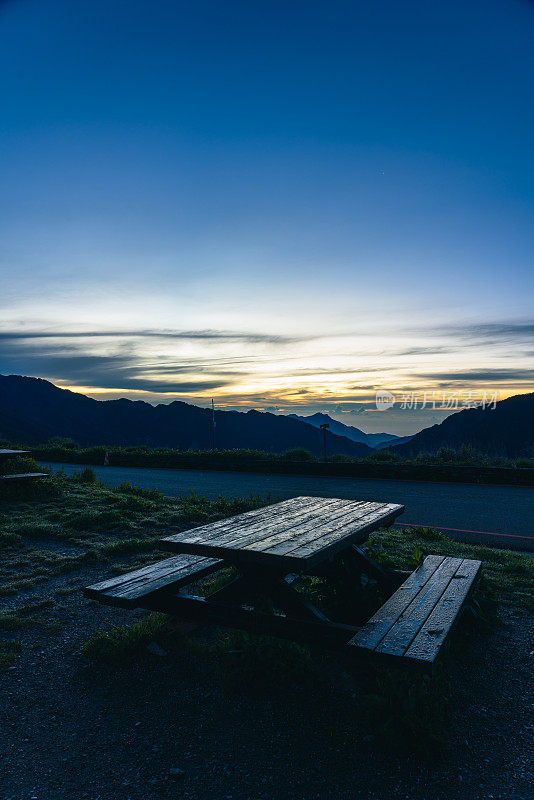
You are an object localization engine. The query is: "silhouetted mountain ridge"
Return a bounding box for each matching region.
[395,392,534,458]
[0,375,373,457]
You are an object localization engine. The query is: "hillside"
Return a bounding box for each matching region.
[395,392,534,458]
[288,412,410,449]
[0,375,373,458]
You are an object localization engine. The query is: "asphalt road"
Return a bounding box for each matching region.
[42,461,534,552]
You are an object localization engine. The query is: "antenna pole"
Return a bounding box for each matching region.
[211,398,216,450]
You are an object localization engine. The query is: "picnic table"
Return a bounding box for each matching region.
[86,496,481,671]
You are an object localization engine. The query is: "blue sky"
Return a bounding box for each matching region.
[1,0,533,434]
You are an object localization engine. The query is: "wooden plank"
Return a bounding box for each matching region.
[241,501,372,554]
[161,496,319,548]
[186,497,342,551]
[404,559,481,664]
[162,496,404,570]
[84,554,222,608]
[303,506,405,569]
[376,557,463,656]
[280,503,402,557]
[0,472,48,480]
[347,555,445,651]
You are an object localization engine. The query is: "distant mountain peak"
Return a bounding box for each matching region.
[287,412,407,449]
[0,374,373,457]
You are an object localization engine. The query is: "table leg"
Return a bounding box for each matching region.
[204,565,331,623]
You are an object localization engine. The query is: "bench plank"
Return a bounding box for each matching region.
[404,559,481,664]
[348,555,481,668]
[0,472,48,480]
[84,554,222,609]
[376,557,463,656]
[348,555,445,650]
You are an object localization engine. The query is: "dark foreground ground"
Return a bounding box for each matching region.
[1,475,533,800]
[2,599,532,800]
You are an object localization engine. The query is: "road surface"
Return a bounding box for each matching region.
[42,461,534,552]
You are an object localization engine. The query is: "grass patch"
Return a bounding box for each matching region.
[0,599,56,632]
[66,508,135,531]
[8,522,72,541]
[112,481,165,502]
[0,531,24,548]
[0,612,28,631]
[101,537,159,555]
[81,612,168,664]
[0,639,22,670]
[54,586,79,597]
[352,666,452,756]
[193,630,324,696]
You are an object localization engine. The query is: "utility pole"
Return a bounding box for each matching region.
[211,398,216,450]
[319,422,329,462]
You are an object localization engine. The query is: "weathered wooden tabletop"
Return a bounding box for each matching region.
[161,495,404,571]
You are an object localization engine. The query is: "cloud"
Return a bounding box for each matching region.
[414,368,534,382]
[430,321,534,343]
[0,328,314,345]
[395,346,456,356]
[0,340,240,394]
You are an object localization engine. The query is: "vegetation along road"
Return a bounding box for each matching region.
[42,462,534,553]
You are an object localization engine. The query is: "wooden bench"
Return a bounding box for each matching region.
[0,472,48,481]
[84,553,223,608]
[348,555,481,670]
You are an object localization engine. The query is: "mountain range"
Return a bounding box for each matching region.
[0,375,373,458]
[395,392,534,458]
[287,412,411,449]
[1,374,531,459]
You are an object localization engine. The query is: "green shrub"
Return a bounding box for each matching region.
[71,467,97,484]
[46,437,78,449]
[280,448,315,462]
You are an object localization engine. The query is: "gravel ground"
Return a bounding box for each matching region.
[1,565,532,800]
